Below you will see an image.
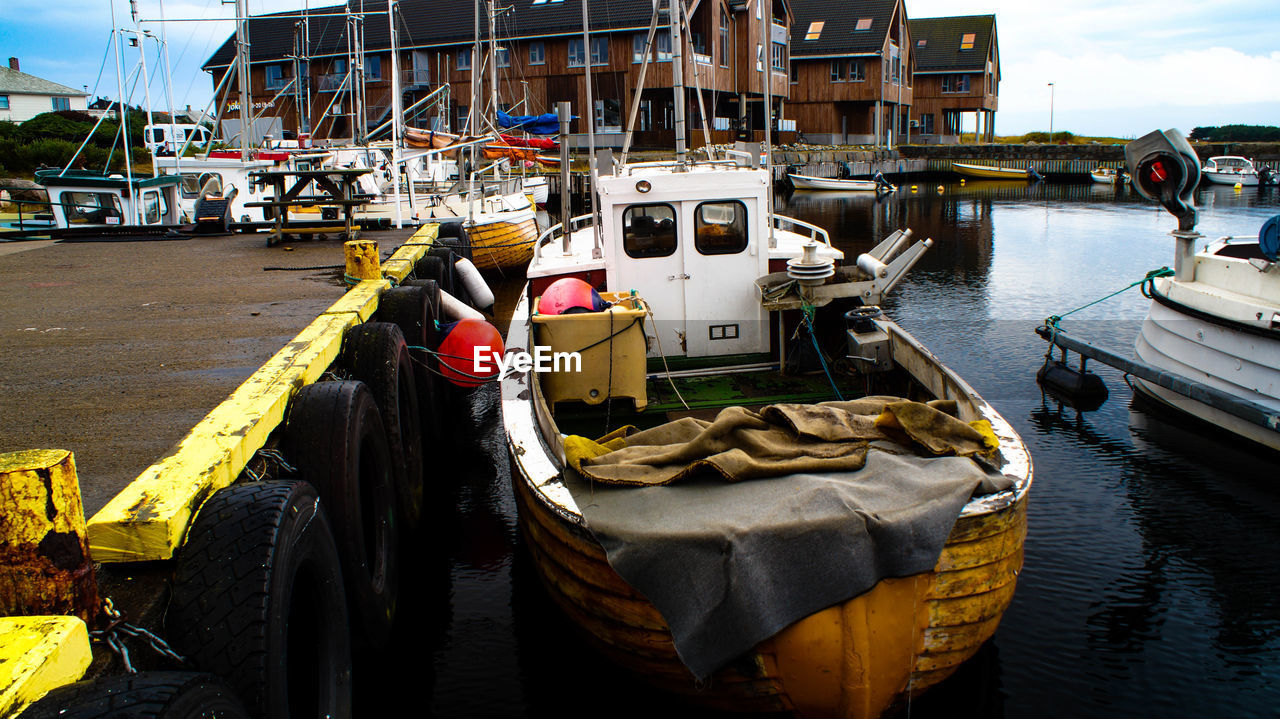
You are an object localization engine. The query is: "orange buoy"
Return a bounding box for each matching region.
[437,319,504,387]
[538,277,605,315]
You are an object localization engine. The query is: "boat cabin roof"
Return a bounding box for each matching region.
[35,169,181,191]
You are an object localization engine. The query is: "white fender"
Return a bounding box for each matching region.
[439,288,485,322]
[453,257,495,310]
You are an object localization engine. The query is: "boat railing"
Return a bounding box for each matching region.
[772,213,832,247]
[534,213,595,259]
[617,158,751,176]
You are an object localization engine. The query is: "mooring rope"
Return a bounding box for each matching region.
[1039,266,1175,362]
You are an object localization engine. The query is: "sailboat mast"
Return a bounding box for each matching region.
[759,0,774,246]
[582,0,602,254]
[234,0,251,160]
[488,0,499,137]
[670,0,686,162]
[388,0,403,228]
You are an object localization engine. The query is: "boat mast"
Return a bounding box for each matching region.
[108,0,138,224]
[670,0,686,163]
[128,0,157,178]
[488,0,499,135]
[157,0,181,176]
[234,0,251,161]
[582,0,602,255]
[759,0,774,247]
[388,0,403,228]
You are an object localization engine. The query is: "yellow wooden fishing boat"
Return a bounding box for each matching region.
[951,162,1037,180]
[501,157,1033,718]
[463,206,538,270]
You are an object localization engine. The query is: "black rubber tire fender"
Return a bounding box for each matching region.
[19,671,250,719]
[166,481,351,719]
[376,283,444,447]
[433,222,470,260]
[340,322,425,535]
[282,380,399,649]
[413,255,455,298]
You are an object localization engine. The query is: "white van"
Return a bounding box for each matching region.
[145,123,213,156]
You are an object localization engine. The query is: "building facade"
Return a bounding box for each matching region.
[203,0,794,148]
[908,14,998,143]
[0,58,89,124]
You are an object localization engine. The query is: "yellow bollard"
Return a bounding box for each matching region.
[0,451,98,623]
[344,239,381,281]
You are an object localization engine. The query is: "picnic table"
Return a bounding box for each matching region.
[245,168,375,246]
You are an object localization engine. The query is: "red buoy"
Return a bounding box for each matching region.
[538,277,601,315]
[437,319,504,387]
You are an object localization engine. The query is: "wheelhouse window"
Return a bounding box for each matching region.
[694,201,748,255]
[60,191,122,225]
[142,190,162,224]
[529,41,545,65]
[622,203,677,258]
[941,74,970,93]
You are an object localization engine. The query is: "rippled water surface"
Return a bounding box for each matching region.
[367,179,1280,718]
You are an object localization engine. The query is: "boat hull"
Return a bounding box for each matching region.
[789,174,879,191]
[1202,171,1259,186]
[1134,298,1280,450]
[951,163,1030,180]
[464,210,539,270]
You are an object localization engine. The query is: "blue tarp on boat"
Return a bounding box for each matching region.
[497,110,569,135]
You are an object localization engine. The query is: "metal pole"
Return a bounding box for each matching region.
[558,101,571,255]
[109,1,138,223]
[760,0,774,246]
[581,0,602,255]
[388,0,403,228]
[1048,82,1054,139]
[157,0,180,176]
[235,0,251,160]
[619,4,661,166]
[132,31,157,176]
[670,0,686,162]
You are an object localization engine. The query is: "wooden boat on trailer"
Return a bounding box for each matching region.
[501,154,1033,718]
[951,162,1039,181]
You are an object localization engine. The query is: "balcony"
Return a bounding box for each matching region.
[403,69,433,88]
[318,73,350,92]
[263,76,291,92]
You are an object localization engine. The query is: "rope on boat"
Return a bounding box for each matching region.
[800,299,844,402]
[1039,267,1175,364]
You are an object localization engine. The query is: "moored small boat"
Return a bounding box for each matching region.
[1200,155,1261,186]
[463,191,539,270]
[788,173,894,192]
[1090,167,1125,184]
[952,162,1038,180]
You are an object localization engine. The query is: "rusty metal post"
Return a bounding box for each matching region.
[344,239,381,281]
[0,450,99,623]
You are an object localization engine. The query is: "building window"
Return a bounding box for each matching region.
[364,55,381,80]
[632,33,648,63]
[623,204,677,259]
[771,41,786,72]
[591,36,609,65]
[656,32,672,61]
[638,99,652,131]
[0,95,9,110]
[790,62,798,84]
[960,33,975,51]
[594,98,621,132]
[941,74,970,93]
[529,41,545,65]
[756,43,763,71]
[804,21,824,41]
[496,46,510,68]
[51,96,71,112]
[568,38,586,67]
[455,104,469,129]
[854,18,872,31]
[692,32,707,56]
[720,9,730,67]
[830,58,864,82]
[457,48,471,71]
[919,113,934,134]
[889,44,900,85]
[264,64,286,90]
[531,0,563,4]
[694,201,748,256]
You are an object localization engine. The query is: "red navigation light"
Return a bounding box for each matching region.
[1149,160,1168,183]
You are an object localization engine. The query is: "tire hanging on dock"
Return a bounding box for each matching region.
[341,322,426,535]
[20,671,251,719]
[282,380,400,650]
[167,481,352,719]
[377,283,445,447]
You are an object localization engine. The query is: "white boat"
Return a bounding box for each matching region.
[1201,155,1260,186]
[522,175,549,208]
[1090,167,1125,185]
[788,173,892,192]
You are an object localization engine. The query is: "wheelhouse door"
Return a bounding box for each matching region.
[611,202,686,357]
[679,198,765,357]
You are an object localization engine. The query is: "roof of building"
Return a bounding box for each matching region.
[0,67,87,96]
[204,0,666,69]
[788,0,897,57]
[908,14,995,73]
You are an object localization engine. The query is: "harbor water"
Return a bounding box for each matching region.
[364,179,1280,717]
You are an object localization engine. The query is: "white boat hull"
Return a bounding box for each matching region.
[788,174,880,191]
[1134,298,1280,451]
[1202,171,1259,186]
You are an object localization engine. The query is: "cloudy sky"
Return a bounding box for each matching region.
[2,0,1277,137]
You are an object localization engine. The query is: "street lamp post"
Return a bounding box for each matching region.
[1048,82,1055,139]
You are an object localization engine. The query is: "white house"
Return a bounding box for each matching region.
[0,58,88,124]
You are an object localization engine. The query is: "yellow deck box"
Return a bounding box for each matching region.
[532,291,648,410]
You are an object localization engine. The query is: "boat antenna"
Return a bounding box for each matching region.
[157,0,180,177]
[581,0,603,256]
[108,0,139,223]
[759,0,775,247]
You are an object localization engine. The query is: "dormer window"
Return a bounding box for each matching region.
[960,33,975,50]
[854,18,872,31]
[805,21,824,40]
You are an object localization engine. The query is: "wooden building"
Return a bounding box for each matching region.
[202,0,794,149]
[786,0,913,146]
[908,14,998,143]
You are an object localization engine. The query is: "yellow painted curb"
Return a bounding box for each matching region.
[0,616,91,718]
[86,224,439,563]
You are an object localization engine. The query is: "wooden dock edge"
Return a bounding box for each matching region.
[0,616,92,718]
[85,224,439,563]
